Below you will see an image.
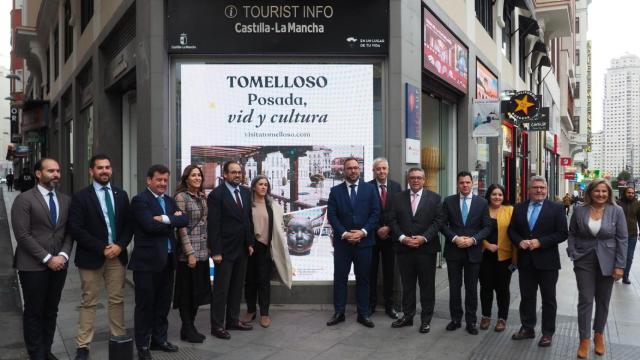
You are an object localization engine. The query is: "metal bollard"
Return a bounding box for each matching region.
[109,335,133,360]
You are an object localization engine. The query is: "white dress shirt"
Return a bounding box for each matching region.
[94,181,116,244]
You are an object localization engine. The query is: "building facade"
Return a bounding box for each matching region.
[9,0,580,300]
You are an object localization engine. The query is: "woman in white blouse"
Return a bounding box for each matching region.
[567,179,627,358]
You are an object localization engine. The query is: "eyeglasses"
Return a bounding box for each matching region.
[408,176,424,181]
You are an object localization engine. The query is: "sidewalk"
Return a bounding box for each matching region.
[2,184,640,359]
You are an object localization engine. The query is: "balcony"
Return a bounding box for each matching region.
[534,0,574,37]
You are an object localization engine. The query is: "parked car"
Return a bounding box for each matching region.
[0,178,6,184]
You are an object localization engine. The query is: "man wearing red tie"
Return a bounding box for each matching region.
[367,158,402,318]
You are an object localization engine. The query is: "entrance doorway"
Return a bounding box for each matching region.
[122,91,138,196]
[421,93,456,198]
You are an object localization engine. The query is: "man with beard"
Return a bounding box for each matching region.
[129,165,188,359]
[326,158,380,328]
[208,161,254,339]
[11,158,73,359]
[68,155,133,360]
[616,187,640,284]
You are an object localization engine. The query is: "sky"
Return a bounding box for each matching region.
[588,0,640,132]
[0,1,636,132]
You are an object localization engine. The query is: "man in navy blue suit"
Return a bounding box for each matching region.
[208,161,255,340]
[441,171,492,335]
[129,164,188,360]
[509,176,568,347]
[69,154,133,360]
[327,158,380,328]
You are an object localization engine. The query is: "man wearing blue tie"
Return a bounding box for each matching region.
[441,171,492,335]
[129,165,188,359]
[509,176,568,347]
[326,158,380,328]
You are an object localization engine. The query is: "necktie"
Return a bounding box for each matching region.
[349,184,357,208]
[461,197,469,225]
[48,192,57,225]
[234,189,243,209]
[157,195,171,252]
[380,184,387,209]
[528,202,542,231]
[103,187,117,244]
[411,192,419,215]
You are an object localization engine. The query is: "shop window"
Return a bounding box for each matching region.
[518,37,526,80]
[81,0,94,33]
[475,0,493,37]
[575,49,580,66]
[64,0,74,61]
[574,82,580,99]
[575,17,580,34]
[501,4,513,62]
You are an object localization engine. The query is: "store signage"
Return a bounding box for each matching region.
[560,157,573,166]
[423,8,468,93]
[180,63,374,282]
[564,172,575,180]
[476,60,498,100]
[405,83,421,164]
[528,107,549,131]
[507,91,540,122]
[472,99,501,138]
[10,106,20,143]
[14,145,29,158]
[167,0,389,55]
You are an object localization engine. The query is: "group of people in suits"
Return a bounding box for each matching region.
[326,159,627,359]
[11,157,293,360]
[11,154,629,360]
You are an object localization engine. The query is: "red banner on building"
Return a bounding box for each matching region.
[560,157,572,166]
[564,172,575,180]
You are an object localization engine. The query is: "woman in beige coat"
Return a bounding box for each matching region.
[242,175,293,327]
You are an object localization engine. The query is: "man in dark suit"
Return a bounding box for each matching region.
[11,158,72,360]
[509,176,568,347]
[368,157,402,319]
[69,154,133,360]
[208,161,254,340]
[327,158,380,328]
[129,164,188,359]
[441,171,492,335]
[389,168,443,333]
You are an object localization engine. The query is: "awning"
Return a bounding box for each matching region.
[511,0,535,15]
[20,100,49,132]
[517,15,541,37]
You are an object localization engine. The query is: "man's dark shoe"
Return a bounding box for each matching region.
[466,323,478,335]
[446,320,462,331]
[385,308,399,320]
[211,327,231,340]
[391,316,413,328]
[226,321,253,331]
[47,353,59,360]
[326,313,345,326]
[538,335,553,347]
[419,323,431,334]
[74,347,89,360]
[137,348,153,360]
[149,341,179,352]
[357,315,375,328]
[623,278,631,284]
[512,327,536,340]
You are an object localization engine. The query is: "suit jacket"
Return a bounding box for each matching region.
[327,180,380,248]
[128,188,189,272]
[567,204,627,276]
[69,184,133,269]
[508,199,568,270]
[441,194,492,263]
[11,187,73,271]
[389,189,444,254]
[368,179,403,233]
[207,183,254,261]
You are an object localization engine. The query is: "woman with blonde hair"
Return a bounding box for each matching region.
[241,175,293,327]
[567,179,627,358]
[173,165,211,343]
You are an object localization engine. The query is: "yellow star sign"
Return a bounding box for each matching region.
[514,95,535,115]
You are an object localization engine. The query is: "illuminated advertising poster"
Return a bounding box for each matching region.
[476,60,498,100]
[423,8,468,93]
[180,64,374,281]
